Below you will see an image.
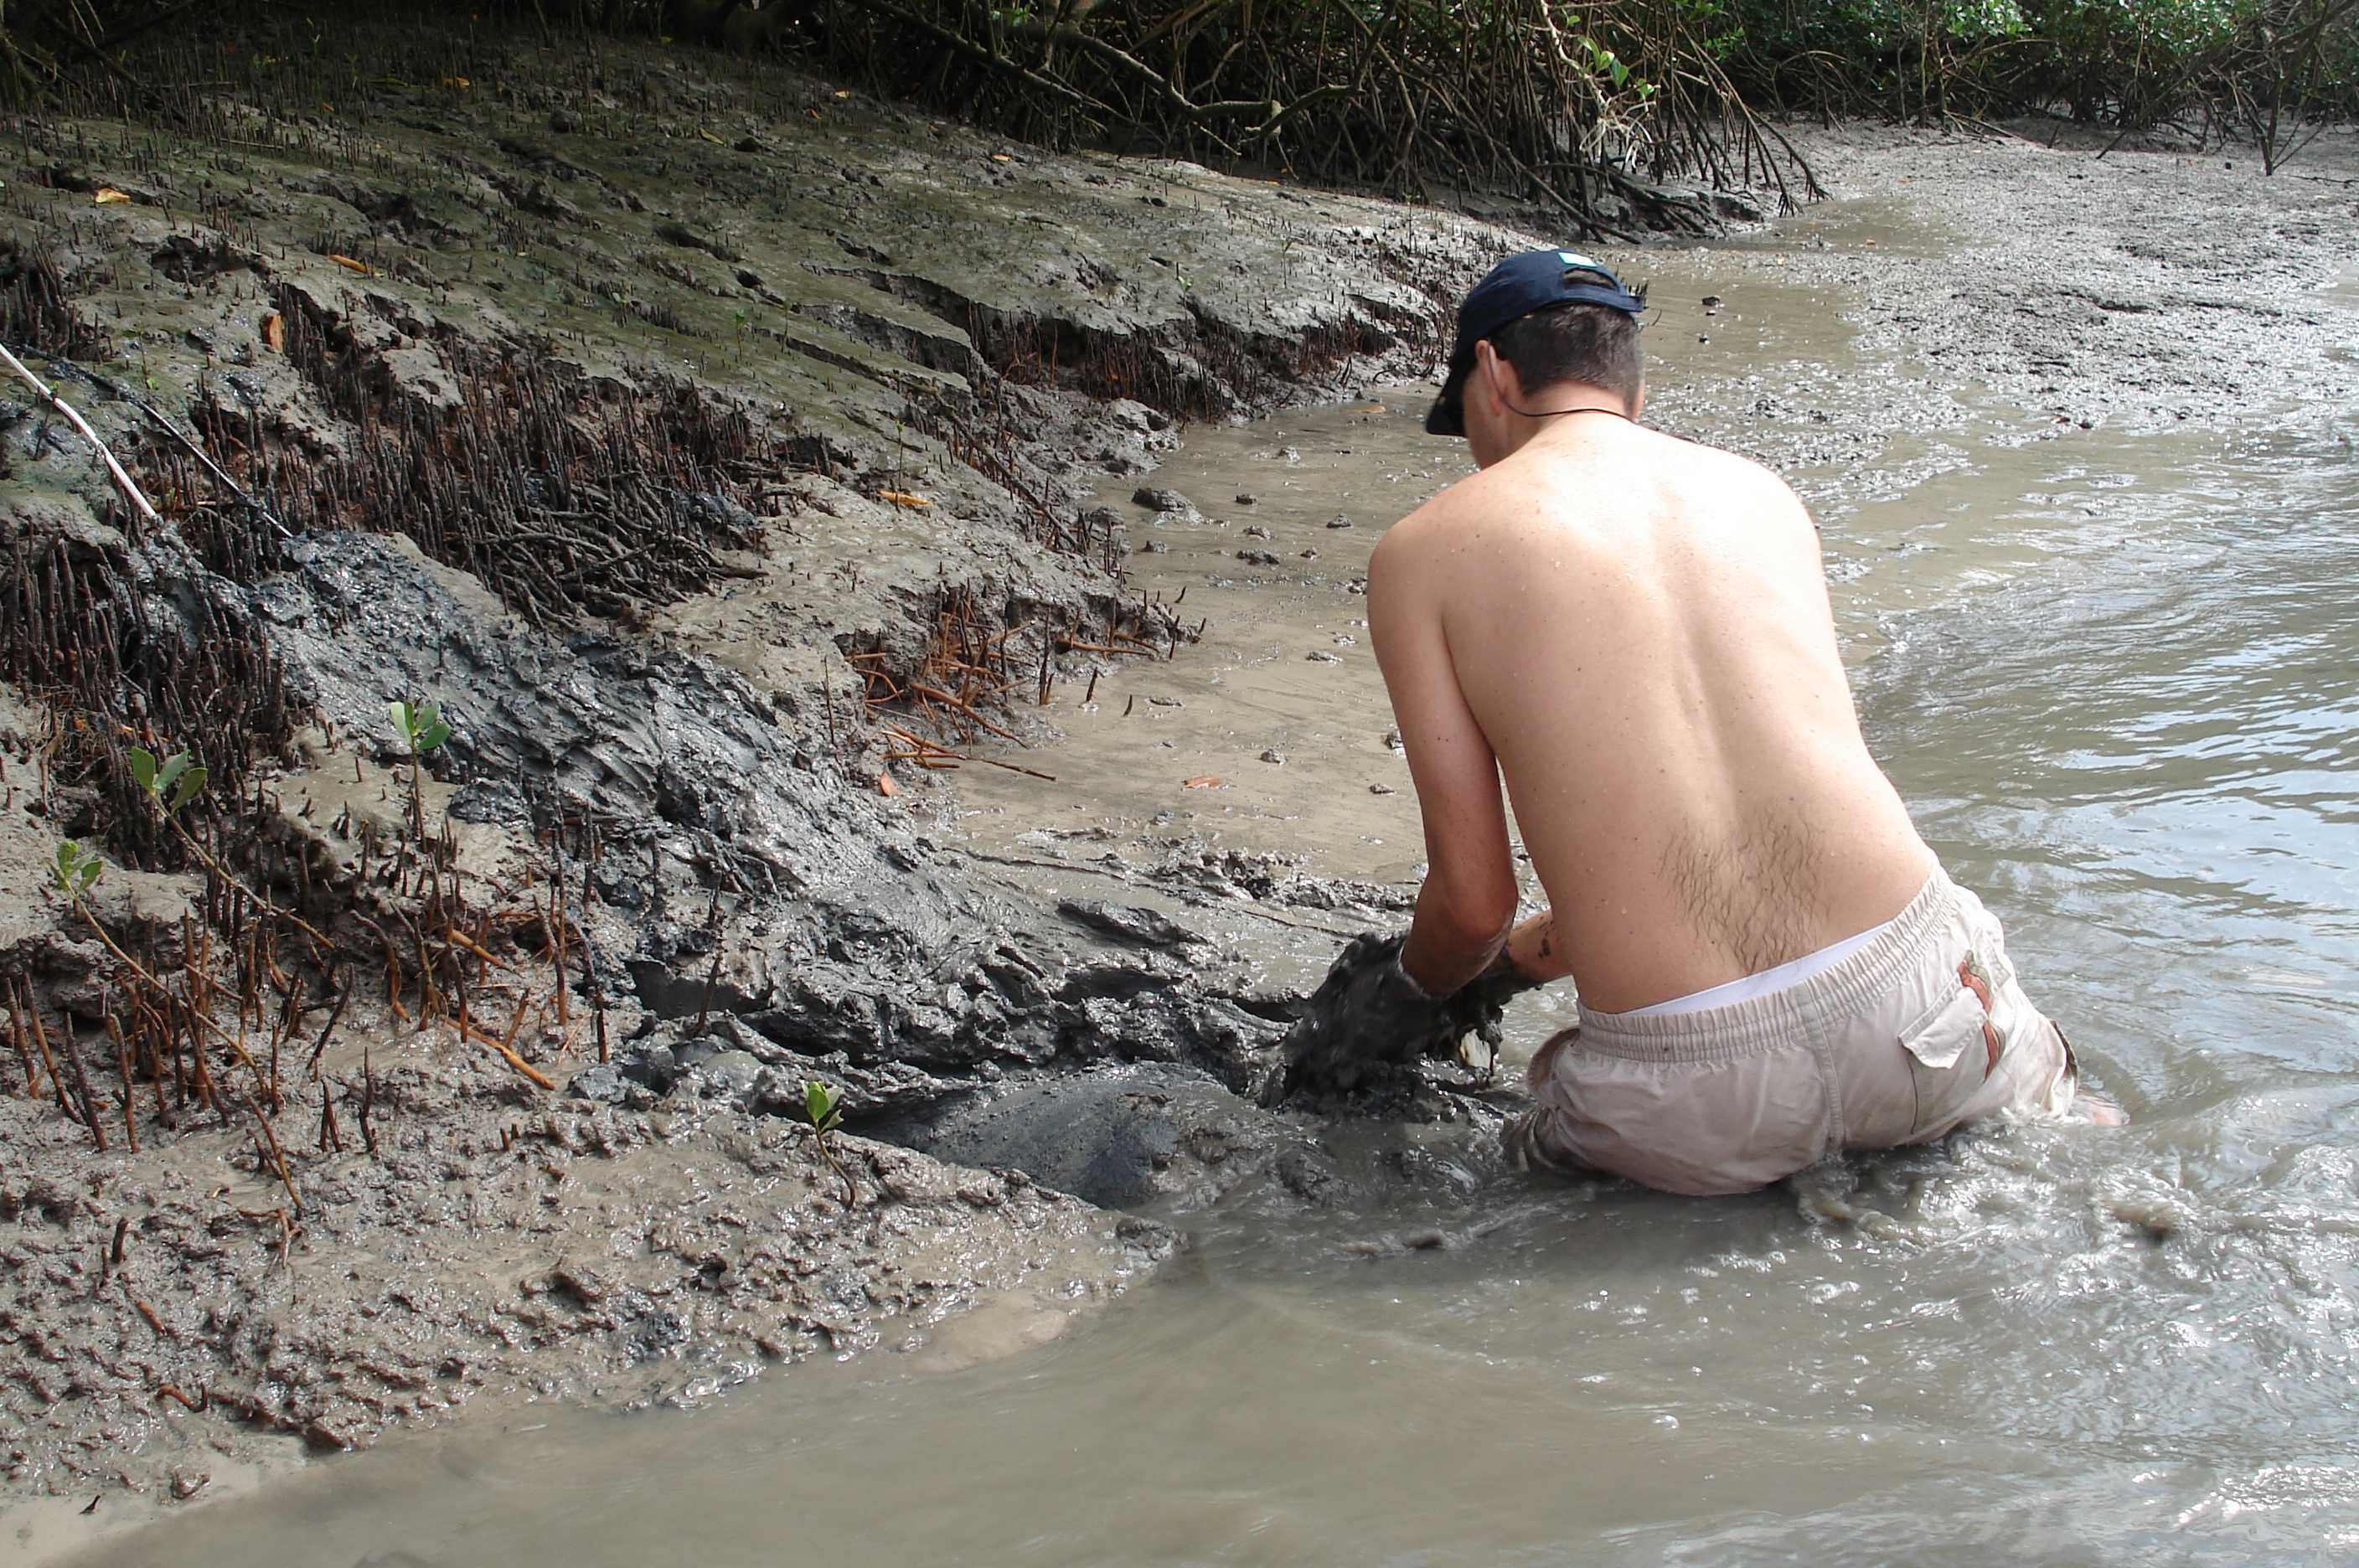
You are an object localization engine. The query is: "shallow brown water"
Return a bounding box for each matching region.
[69,250,2359,1567]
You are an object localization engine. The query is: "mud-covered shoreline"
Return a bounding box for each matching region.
[0,21,1523,1540]
[3,15,2355,1554]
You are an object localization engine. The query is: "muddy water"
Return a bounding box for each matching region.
[75,290,2359,1562]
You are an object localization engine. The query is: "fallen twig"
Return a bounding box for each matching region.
[880,725,1056,782]
[454,1016,556,1091]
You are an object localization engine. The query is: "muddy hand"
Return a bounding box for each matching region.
[1446,949,1543,1081]
[1269,933,1513,1101]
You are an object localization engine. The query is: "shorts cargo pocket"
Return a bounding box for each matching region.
[1899,983,1992,1141]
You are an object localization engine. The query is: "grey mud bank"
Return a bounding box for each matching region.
[3,15,2356,1548]
[0,20,1522,1532]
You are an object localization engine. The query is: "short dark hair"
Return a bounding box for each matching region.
[1489,302,1644,411]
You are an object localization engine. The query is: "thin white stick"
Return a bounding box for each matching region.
[0,341,163,524]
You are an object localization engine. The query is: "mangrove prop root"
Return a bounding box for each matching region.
[813,0,1820,234]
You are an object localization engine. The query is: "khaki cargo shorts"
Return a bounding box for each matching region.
[1503,868,2079,1196]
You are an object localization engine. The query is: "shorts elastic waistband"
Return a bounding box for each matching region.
[1573,866,1959,1064]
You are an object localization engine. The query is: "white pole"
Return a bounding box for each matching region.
[0,341,163,525]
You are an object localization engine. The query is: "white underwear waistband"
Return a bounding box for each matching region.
[1618,916,1899,1019]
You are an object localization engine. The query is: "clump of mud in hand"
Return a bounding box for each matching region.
[1263,933,1522,1106]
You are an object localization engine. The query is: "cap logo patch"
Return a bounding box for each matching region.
[1557,250,1601,268]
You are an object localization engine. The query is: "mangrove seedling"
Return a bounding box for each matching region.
[129,745,336,950]
[389,698,452,841]
[803,1079,857,1207]
[804,1078,844,1136]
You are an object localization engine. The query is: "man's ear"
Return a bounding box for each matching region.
[1477,341,1522,413]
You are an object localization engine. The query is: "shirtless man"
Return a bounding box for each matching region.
[1363,248,2095,1195]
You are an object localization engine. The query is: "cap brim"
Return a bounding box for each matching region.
[1425,351,1474,436]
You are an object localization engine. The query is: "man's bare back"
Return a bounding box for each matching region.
[1369,412,1933,1011]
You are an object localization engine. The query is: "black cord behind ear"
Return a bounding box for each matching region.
[1502,403,1633,422]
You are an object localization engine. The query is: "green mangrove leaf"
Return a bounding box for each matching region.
[805,1080,842,1132]
[54,839,102,896]
[168,765,209,816]
[129,746,158,794]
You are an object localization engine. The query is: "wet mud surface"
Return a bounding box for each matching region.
[3,15,2357,1555]
[0,20,1527,1540]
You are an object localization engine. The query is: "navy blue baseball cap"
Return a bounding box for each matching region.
[1425,250,1646,436]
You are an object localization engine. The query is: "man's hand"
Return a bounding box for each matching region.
[1267,933,1542,1103]
[1455,944,1546,1025]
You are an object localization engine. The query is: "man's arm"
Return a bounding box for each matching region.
[1506,910,1576,984]
[1366,525,1519,996]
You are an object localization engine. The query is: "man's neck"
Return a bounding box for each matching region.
[1494,400,1636,464]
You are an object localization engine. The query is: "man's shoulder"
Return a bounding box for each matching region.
[1376,469,1493,560]
[1369,478,1494,619]
[1646,428,1798,501]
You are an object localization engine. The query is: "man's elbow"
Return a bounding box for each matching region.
[1423,875,1517,948]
